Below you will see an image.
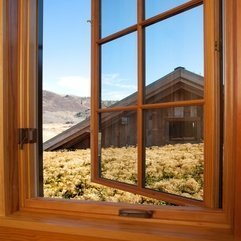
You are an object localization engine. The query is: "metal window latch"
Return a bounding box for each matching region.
[119,209,154,219]
[18,128,37,150]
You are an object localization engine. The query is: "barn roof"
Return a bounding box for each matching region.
[43,67,203,151]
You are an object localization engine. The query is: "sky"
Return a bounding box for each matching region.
[43,0,91,97]
[43,0,203,100]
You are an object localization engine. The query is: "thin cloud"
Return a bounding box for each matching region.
[102,91,130,101]
[102,73,137,100]
[57,75,90,96]
[102,73,136,90]
[45,73,136,99]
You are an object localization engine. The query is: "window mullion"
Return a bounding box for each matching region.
[137,0,145,190]
[91,0,101,181]
[141,0,203,28]
[142,99,205,110]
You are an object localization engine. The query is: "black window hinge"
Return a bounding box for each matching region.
[18,128,37,150]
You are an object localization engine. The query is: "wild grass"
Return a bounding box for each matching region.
[43,143,203,205]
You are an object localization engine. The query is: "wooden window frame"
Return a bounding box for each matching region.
[92,0,219,207]
[0,0,241,240]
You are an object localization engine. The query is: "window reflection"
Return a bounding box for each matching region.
[144,106,204,200]
[145,0,191,19]
[145,67,204,105]
[101,0,136,38]
[100,111,137,185]
[145,6,204,104]
[101,32,137,105]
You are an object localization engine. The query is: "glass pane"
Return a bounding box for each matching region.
[101,32,137,106]
[145,106,204,200]
[101,0,136,38]
[145,5,204,104]
[100,111,137,185]
[145,0,191,19]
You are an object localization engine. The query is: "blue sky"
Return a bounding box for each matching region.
[43,0,203,100]
[43,0,91,97]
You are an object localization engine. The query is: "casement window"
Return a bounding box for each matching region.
[91,0,221,207]
[36,0,220,206]
[37,1,220,207]
[1,0,241,240]
[36,0,222,207]
[35,0,222,214]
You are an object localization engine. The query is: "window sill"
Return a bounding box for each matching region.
[0,211,233,241]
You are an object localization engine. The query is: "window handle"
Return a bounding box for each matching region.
[119,209,153,219]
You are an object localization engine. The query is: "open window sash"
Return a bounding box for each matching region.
[91,0,222,207]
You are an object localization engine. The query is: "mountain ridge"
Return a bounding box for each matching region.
[43,90,117,125]
[43,90,90,113]
[43,90,90,124]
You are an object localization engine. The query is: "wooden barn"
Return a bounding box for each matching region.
[43,67,204,151]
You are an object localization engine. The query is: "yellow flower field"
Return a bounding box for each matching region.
[43,143,204,205]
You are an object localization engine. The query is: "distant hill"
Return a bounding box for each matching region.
[43,90,90,113]
[43,90,91,124]
[43,90,117,125]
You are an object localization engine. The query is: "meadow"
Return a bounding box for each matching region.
[43,143,204,205]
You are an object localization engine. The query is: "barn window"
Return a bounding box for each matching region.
[168,120,198,141]
[91,0,222,206]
